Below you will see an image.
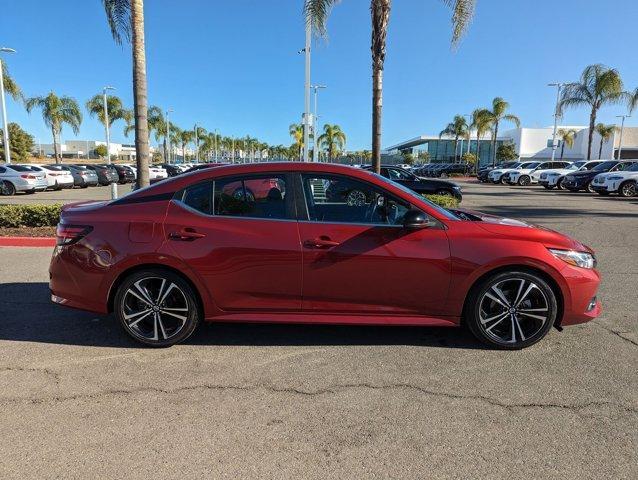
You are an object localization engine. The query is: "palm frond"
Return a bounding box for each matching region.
[442,0,476,47]
[102,0,131,44]
[1,63,24,102]
[304,0,340,37]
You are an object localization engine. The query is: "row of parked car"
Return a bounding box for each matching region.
[477,159,638,197]
[0,162,205,196]
[412,163,473,178]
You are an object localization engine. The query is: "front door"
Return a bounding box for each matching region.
[163,173,302,312]
[298,173,451,316]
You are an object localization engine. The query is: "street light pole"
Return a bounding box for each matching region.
[548,83,565,162]
[165,109,173,164]
[0,47,16,164]
[194,123,199,163]
[102,86,117,199]
[302,21,311,162]
[311,85,326,162]
[616,115,630,160]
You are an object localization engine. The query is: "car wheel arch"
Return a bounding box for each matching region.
[460,264,565,328]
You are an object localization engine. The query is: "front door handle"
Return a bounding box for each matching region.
[168,228,206,241]
[304,237,340,249]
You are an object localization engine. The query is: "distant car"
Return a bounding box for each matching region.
[363,165,462,200]
[538,161,604,190]
[477,161,519,183]
[506,161,573,186]
[30,164,74,190]
[112,164,135,184]
[183,162,228,174]
[149,165,168,181]
[157,164,184,177]
[562,160,636,193]
[590,162,638,196]
[76,164,119,185]
[0,164,48,195]
[488,162,539,184]
[62,165,99,187]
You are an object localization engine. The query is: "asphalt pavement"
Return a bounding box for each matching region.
[0,179,636,479]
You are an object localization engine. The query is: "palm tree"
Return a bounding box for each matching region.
[470,108,492,171]
[557,128,577,160]
[25,92,82,164]
[179,129,195,162]
[86,93,133,136]
[289,123,304,159]
[193,125,207,161]
[305,0,475,173]
[169,124,182,162]
[146,106,168,161]
[317,124,347,161]
[102,0,150,187]
[594,123,616,159]
[558,64,627,160]
[439,114,468,162]
[486,97,520,167]
[630,87,638,114]
[1,62,23,102]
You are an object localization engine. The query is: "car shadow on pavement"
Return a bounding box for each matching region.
[0,282,483,350]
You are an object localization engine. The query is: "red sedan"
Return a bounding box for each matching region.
[50,162,601,349]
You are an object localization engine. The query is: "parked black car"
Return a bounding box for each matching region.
[362,165,462,200]
[477,161,519,182]
[76,164,119,186]
[157,163,185,177]
[112,164,135,184]
[562,160,636,193]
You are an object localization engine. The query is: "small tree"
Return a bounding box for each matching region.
[0,123,34,163]
[93,144,108,158]
[401,151,415,165]
[461,152,477,165]
[496,142,518,161]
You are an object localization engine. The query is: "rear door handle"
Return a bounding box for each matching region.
[168,228,206,241]
[304,237,340,249]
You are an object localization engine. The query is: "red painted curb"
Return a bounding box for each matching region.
[0,236,56,247]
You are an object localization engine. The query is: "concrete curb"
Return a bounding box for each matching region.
[0,237,56,247]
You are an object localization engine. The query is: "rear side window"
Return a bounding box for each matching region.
[179,181,212,215]
[213,175,288,220]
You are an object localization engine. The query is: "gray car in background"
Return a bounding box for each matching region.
[75,164,119,186]
[55,164,99,188]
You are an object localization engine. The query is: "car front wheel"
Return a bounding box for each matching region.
[518,175,531,186]
[619,181,636,197]
[1,181,16,196]
[465,271,557,349]
[114,269,202,347]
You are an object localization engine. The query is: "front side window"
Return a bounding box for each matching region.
[302,174,410,225]
[386,168,415,181]
[180,181,212,215]
[214,175,288,220]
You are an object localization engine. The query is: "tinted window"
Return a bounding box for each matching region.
[303,174,410,225]
[592,161,617,172]
[386,168,415,181]
[6,165,33,172]
[214,175,288,220]
[0,167,5,173]
[180,181,212,215]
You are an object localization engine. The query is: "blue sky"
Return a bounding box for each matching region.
[2,0,637,150]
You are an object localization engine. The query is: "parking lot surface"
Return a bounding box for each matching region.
[0,180,636,479]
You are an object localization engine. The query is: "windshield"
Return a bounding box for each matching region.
[522,162,541,169]
[592,161,617,172]
[366,171,460,220]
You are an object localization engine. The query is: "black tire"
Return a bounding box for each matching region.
[586,181,595,194]
[499,175,508,184]
[114,269,202,347]
[556,178,565,190]
[518,175,531,186]
[1,181,16,196]
[619,181,636,198]
[465,270,557,350]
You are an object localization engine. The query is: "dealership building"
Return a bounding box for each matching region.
[385,126,638,167]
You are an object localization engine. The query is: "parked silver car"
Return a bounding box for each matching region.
[0,164,48,195]
[53,164,99,188]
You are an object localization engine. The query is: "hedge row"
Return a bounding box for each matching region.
[0,204,63,228]
[0,195,459,229]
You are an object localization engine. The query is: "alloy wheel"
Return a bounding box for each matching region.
[1,181,16,196]
[586,181,595,193]
[120,276,190,342]
[518,176,531,186]
[620,182,636,197]
[477,277,550,345]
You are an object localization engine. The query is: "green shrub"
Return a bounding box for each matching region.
[424,194,460,208]
[0,204,62,227]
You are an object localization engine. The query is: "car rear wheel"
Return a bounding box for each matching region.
[586,181,596,193]
[465,271,557,349]
[518,175,531,186]
[619,181,636,197]
[1,181,16,196]
[114,269,202,347]
[556,178,565,190]
[499,176,508,184]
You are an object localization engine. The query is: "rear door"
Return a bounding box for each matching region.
[163,172,303,312]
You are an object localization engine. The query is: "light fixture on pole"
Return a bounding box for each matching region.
[548,83,566,162]
[616,114,630,160]
[311,84,326,162]
[0,47,17,164]
[102,86,117,200]
[165,109,173,163]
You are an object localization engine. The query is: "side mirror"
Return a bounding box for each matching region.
[403,209,430,229]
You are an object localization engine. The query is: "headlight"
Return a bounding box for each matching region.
[548,248,596,269]
[607,176,623,180]
[453,185,462,191]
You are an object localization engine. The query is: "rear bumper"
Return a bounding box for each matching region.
[15,179,48,191]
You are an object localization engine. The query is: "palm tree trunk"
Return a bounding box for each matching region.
[492,122,499,168]
[476,131,481,173]
[598,139,603,159]
[163,138,168,163]
[52,127,60,164]
[131,0,150,188]
[454,137,459,162]
[371,0,390,174]
[587,108,596,160]
[560,141,565,160]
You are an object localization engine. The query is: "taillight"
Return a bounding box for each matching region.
[55,224,93,246]
[20,174,37,179]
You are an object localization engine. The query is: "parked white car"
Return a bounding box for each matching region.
[0,164,48,195]
[31,164,75,190]
[506,161,573,186]
[488,161,537,184]
[149,166,168,180]
[591,162,638,197]
[538,160,604,189]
